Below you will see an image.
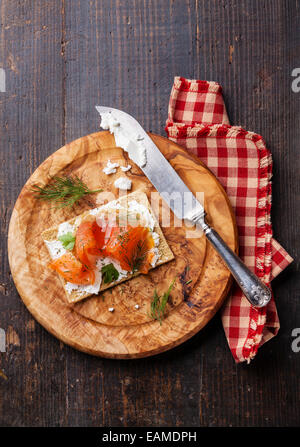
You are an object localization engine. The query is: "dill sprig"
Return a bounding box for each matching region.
[123,238,148,273]
[117,229,148,273]
[149,279,176,325]
[31,176,102,209]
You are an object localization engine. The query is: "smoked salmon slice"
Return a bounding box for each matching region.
[51,221,155,285]
[75,219,117,268]
[104,225,155,273]
[75,221,103,268]
[49,252,95,285]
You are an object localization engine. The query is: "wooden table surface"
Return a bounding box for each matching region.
[0,0,299,427]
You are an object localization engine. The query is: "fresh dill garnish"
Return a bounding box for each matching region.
[31,176,102,208]
[116,228,149,274]
[101,263,119,284]
[58,232,75,250]
[185,279,192,285]
[117,230,130,248]
[123,238,148,273]
[149,279,176,324]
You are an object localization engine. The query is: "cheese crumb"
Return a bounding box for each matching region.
[108,307,115,312]
[120,164,132,172]
[103,159,119,175]
[114,176,132,191]
[134,304,140,309]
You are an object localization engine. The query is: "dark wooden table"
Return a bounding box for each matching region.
[0,0,299,427]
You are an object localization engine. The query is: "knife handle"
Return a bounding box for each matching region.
[201,223,272,307]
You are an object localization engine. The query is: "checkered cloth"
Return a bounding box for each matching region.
[166,76,293,363]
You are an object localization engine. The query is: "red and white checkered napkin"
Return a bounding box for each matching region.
[165,76,293,363]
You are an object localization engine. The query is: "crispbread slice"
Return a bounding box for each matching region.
[42,190,174,303]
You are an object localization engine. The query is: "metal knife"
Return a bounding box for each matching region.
[96,106,272,308]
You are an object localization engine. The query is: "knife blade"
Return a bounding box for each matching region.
[96,106,272,308]
[96,106,204,222]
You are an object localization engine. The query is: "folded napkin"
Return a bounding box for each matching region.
[166,76,293,363]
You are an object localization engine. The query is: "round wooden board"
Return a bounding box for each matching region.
[8,131,237,358]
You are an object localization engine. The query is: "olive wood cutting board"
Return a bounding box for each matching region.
[8,131,238,358]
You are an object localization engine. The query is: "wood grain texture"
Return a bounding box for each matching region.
[8,131,236,358]
[0,0,299,428]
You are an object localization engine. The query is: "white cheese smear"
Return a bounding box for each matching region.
[150,247,160,267]
[97,110,147,168]
[128,200,156,230]
[57,221,75,237]
[44,240,66,260]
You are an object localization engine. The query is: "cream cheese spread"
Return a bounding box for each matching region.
[57,221,75,238]
[127,200,156,230]
[99,111,147,168]
[44,240,66,260]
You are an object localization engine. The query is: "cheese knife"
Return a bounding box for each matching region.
[96,106,272,307]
